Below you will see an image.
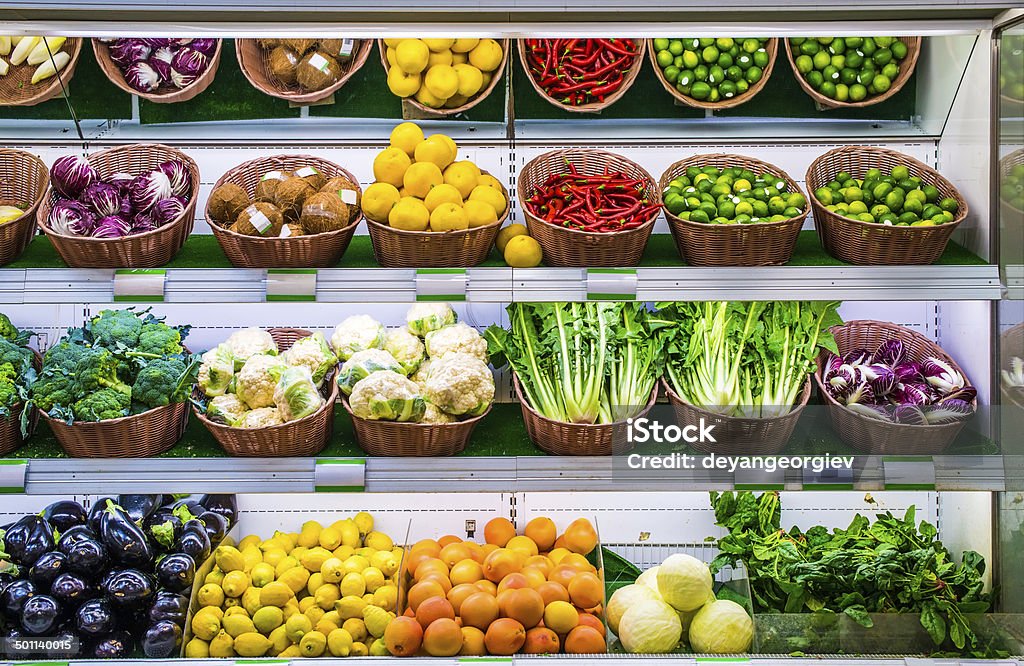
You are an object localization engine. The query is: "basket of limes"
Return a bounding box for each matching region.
[785,36,921,109]
[648,37,777,109]
[807,145,968,265]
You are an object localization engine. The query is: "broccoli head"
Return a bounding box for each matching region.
[0,338,33,375]
[0,314,19,342]
[132,358,192,409]
[0,362,18,408]
[75,348,132,397]
[90,309,143,349]
[73,387,131,422]
[30,369,81,413]
[136,322,184,357]
[43,341,90,373]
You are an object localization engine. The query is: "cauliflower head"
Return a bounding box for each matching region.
[273,365,325,422]
[425,322,488,363]
[283,332,338,386]
[331,315,386,361]
[206,394,249,426]
[337,349,404,395]
[198,343,236,397]
[425,352,494,417]
[225,328,279,370]
[406,303,458,337]
[420,401,456,424]
[384,328,425,375]
[235,353,288,409]
[349,370,425,422]
[238,406,284,429]
[410,358,432,390]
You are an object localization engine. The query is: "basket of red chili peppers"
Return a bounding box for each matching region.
[519,149,662,267]
[519,38,645,113]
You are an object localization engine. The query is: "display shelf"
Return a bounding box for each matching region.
[0,659,1017,666]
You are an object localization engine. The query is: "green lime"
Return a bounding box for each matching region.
[860,38,877,56]
[677,69,694,86]
[735,201,754,216]
[875,36,895,48]
[708,65,725,84]
[787,192,807,209]
[857,212,876,223]
[726,65,743,82]
[812,50,831,70]
[690,81,711,100]
[718,52,734,68]
[838,68,856,86]
[872,48,893,66]
[799,40,820,56]
[745,66,763,84]
[836,171,853,183]
[743,39,760,53]
[882,63,899,80]
[846,36,864,48]
[899,178,919,191]
[736,53,753,68]
[719,80,738,98]
[891,165,910,181]
[819,81,837,98]
[735,79,749,94]
[794,54,813,74]
[753,50,769,68]
[653,38,670,51]
[694,64,709,80]
[903,197,923,215]
[898,211,919,224]
[832,84,849,102]
[829,37,846,54]
[675,82,691,95]
[922,204,942,219]
[831,54,846,70]
[872,182,892,199]
[815,187,834,205]
[752,200,769,217]
[663,66,680,83]
[848,200,868,214]
[657,50,674,68]
[711,182,731,198]
[871,204,890,218]
[668,40,684,56]
[716,37,735,50]
[782,206,802,218]
[679,211,691,220]
[665,195,687,215]
[689,209,710,223]
[922,185,940,203]
[702,45,720,63]
[845,51,864,69]
[698,38,715,47]
[939,197,958,212]
[699,201,718,217]
[804,70,823,90]
[822,65,840,82]
[768,196,787,214]
[674,55,684,68]
[844,187,864,203]
[905,189,926,204]
[718,200,736,218]
[879,212,898,225]
[682,50,700,69]
[891,41,908,60]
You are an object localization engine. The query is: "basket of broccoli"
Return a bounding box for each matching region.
[29,308,199,457]
[193,327,340,456]
[0,313,40,455]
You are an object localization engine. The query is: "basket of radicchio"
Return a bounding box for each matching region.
[93,37,221,103]
[814,320,977,454]
[36,144,199,268]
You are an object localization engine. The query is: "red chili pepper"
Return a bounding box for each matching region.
[596,38,637,56]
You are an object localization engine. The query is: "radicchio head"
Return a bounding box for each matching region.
[843,348,872,367]
[124,61,161,93]
[80,182,123,218]
[921,357,966,395]
[189,38,217,56]
[157,160,191,198]
[892,404,927,425]
[840,381,875,406]
[894,361,922,384]
[151,197,186,227]
[107,172,135,196]
[130,213,157,235]
[923,398,974,425]
[873,339,905,366]
[148,48,175,82]
[47,199,96,236]
[109,39,151,66]
[890,382,933,406]
[91,215,132,238]
[864,364,896,397]
[170,48,209,88]
[846,403,892,422]
[129,170,172,212]
[50,155,98,198]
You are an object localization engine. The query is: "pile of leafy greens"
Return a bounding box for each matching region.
[709,491,994,655]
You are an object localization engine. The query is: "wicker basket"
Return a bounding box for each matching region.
[662,378,810,455]
[207,155,362,268]
[648,38,778,110]
[0,38,82,107]
[813,320,977,455]
[784,37,921,110]
[660,153,808,266]
[0,149,49,266]
[1001,322,1024,411]
[518,39,645,114]
[0,350,42,456]
[514,376,658,456]
[367,171,508,268]
[93,38,222,103]
[342,397,490,457]
[36,144,199,268]
[237,38,373,104]
[378,39,510,116]
[194,328,338,457]
[519,149,659,267]
[41,401,189,458]
[806,145,969,265]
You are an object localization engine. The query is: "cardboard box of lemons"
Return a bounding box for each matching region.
[395,39,429,74]
[388,197,430,231]
[373,147,412,188]
[504,234,543,268]
[468,184,507,216]
[415,134,456,169]
[469,38,503,71]
[430,203,470,232]
[403,162,443,198]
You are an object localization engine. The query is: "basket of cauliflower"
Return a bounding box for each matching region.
[193,326,340,456]
[336,303,495,456]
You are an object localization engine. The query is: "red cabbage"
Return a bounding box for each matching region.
[170,48,209,88]
[109,39,152,66]
[157,160,191,198]
[129,171,173,212]
[190,39,217,57]
[125,61,162,93]
[50,155,98,198]
[80,182,123,218]
[151,197,186,226]
[48,199,96,236]
[92,215,132,238]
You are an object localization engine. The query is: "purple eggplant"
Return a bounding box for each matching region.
[1,578,35,618]
[76,598,116,637]
[172,498,204,518]
[147,590,188,624]
[197,511,228,545]
[3,515,54,566]
[103,568,154,609]
[64,538,108,578]
[88,498,115,533]
[116,494,161,524]
[142,618,183,658]
[154,552,195,593]
[50,571,92,605]
[100,500,152,567]
[28,551,67,589]
[175,520,210,563]
[199,494,237,527]
[144,510,182,551]
[42,500,88,533]
[90,630,134,658]
[57,524,96,553]
[20,594,60,635]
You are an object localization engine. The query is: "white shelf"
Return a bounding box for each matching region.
[0,656,1018,665]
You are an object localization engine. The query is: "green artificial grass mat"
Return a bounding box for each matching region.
[6,231,986,270]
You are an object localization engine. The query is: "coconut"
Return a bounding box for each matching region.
[254,169,291,204]
[207,183,251,227]
[273,177,315,222]
[299,191,351,234]
[296,50,341,92]
[319,38,359,63]
[283,38,317,55]
[267,46,300,87]
[258,38,281,50]
[292,165,326,191]
[320,176,361,211]
[232,201,285,237]
[280,223,304,238]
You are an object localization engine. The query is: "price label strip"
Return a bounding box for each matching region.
[113,269,166,302]
[803,462,855,490]
[0,459,27,494]
[314,458,366,492]
[587,268,637,301]
[734,465,785,491]
[883,456,936,490]
[416,268,467,302]
[266,269,317,302]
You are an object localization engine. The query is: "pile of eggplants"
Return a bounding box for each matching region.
[0,493,235,659]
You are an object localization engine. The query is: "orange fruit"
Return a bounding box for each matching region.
[524,556,553,577]
[497,573,529,594]
[524,517,557,552]
[459,592,499,631]
[482,548,520,583]
[437,534,462,548]
[522,567,547,589]
[459,626,486,656]
[564,624,606,654]
[410,539,441,558]
[548,564,578,590]
[463,541,485,563]
[506,535,539,558]
[523,627,560,654]
[500,587,545,629]
[568,572,603,610]
[563,519,598,555]
[537,581,570,606]
[421,573,453,594]
[483,518,516,547]
[423,617,463,657]
[439,543,473,569]
[473,579,498,596]
[414,558,449,583]
[484,618,526,655]
[416,596,456,629]
[543,600,579,634]
[576,612,605,636]
[384,616,423,657]
[547,547,571,565]
[450,559,484,586]
[561,553,596,573]
[447,583,478,614]
[407,580,446,612]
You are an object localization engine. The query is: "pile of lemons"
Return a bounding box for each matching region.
[364,122,507,235]
[384,38,504,110]
[184,512,401,659]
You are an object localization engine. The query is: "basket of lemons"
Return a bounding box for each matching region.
[362,122,509,267]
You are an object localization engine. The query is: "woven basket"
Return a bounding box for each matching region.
[194,328,338,457]
[1001,322,1024,411]
[378,39,510,116]
[36,144,199,268]
[42,401,189,458]
[519,149,659,267]
[342,397,490,457]
[93,38,222,103]
[518,39,645,113]
[0,149,49,266]
[0,350,42,456]
[514,376,658,456]
[237,38,372,104]
[367,171,508,268]
[660,153,808,266]
[0,38,82,107]
[785,37,921,110]
[663,378,810,455]
[813,320,977,455]
[648,38,778,110]
[1001,148,1024,215]
[207,155,362,268]
[806,145,969,265]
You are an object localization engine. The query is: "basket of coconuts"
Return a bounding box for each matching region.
[236,38,374,104]
[205,155,363,268]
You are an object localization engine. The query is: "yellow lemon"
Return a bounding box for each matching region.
[430,203,469,232]
[361,567,386,593]
[361,182,401,223]
[353,511,374,535]
[444,94,470,109]
[369,550,399,577]
[253,606,284,634]
[197,584,224,608]
[222,570,250,598]
[386,66,421,98]
[403,162,443,198]
[184,638,209,658]
[424,64,459,99]
[319,527,342,551]
[285,613,313,643]
[307,572,324,597]
[389,122,424,156]
[388,197,429,231]
[239,534,261,551]
[414,135,455,170]
[464,199,498,228]
[342,555,370,575]
[328,627,354,657]
[301,547,333,573]
[443,161,482,198]
[250,562,275,588]
[372,147,411,188]
[496,223,528,253]
[468,184,507,215]
[332,545,356,561]
[297,522,322,548]
[504,234,543,267]
[364,531,393,552]
[452,38,480,53]
[452,52,469,65]
[372,585,398,611]
[260,549,286,569]
[350,642,369,656]
[204,570,224,586]
[383,38,402,48]
[340,571,366,597]
[427,49,453,67]
[335,595,367,621]
[315,583,341,610]
[423,38,456,52]
[452,63,484,97]
[215,546,245,572]
[343,618,368,643]
[299,629,327,657]
[414,86,446,109]
[395,39,429,74]
[435,134,458,163]
[469,38,503,71]
[278,565,310,595]
[478,173,503,190]
[321,557,345,583]
[423,183,464,212]
[385,46,397,68]
[259,581,294,608]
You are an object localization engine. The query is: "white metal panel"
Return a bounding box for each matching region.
[916,34,981,136]
[939,300,994,406]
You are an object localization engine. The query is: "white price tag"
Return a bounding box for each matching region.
[113,269,166,302]
[266,270,317,302]
[883,456,936,490]
[416,269,467,302]
[0,459,28,494]
[339,189,357,205]
[586,268,637,300]
[734,466,785,490]
[314,458,366,492]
